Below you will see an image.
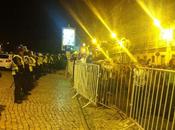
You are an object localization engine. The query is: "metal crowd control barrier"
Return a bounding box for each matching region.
[73,62,100,108]
[67,60,74,76]
[72,62,175,129]
[97,64,132,114]
[129,67,175,130]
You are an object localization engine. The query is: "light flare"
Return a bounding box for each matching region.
[117,39,138,63]
[60,0,94,39]
[83,0,113,34]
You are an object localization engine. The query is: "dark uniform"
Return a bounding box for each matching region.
[23,53,32,95]
[12,53,25,103]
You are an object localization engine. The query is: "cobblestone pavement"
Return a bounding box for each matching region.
[78,98,142,130]
[0,71,142,130]
[0,71,87,130]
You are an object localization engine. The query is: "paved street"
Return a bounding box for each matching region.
[0,71,87,130]
[0,70,141,130]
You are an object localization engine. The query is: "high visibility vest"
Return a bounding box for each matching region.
[38,56,43,65]
[12,55,24,75]
[29,56,36,72]
[24,55,30,65]
[43,56,48,64]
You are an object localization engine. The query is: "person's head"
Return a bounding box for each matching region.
[17,46,24,56]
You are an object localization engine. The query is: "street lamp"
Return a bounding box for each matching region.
[92,38,97,44]
[82,43,86,47]
[153,19,161,28]
[161,29,173,42]
[111,32,117,39]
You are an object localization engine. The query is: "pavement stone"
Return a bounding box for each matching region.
[0,71,142,130]
[0,71,87,130]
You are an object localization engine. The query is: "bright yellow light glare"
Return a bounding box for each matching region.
[92,38,97,44]
[83,43,86,46]
[60,0,94,40]
[136,0,163,30]
[161,29,173,41]
[81,48,86,53]
[60,0,112,63]
[154,19,161,28]
[84,0,113,34]
[111,33,117,38]
[136,0,155,20]
[116,39,138,63]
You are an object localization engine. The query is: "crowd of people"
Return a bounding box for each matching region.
[11,45,67,104]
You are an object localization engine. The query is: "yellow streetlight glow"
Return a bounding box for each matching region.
[161,29,173,41]
[92,38,97,44]
[154,19,161,28]
[82,43,86,46]
[111,32,117,38]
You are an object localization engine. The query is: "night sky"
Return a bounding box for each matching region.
[1,0,175,53]
[0,0,76,52]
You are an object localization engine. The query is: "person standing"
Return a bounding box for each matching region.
[12,46,25,103]
[23,50,31,96]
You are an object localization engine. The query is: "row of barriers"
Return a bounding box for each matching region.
[68,61,175,130]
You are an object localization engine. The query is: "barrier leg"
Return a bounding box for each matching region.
[82,101,92,108]
[72,92,78,99]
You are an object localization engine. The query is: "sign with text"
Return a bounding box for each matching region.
[62,28,75,46]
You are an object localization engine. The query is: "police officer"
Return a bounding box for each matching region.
[12,46,25,103]
[29,51,36,88]
[38,53,44,76]
[23,47,31,95]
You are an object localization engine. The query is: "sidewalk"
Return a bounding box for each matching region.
[0,71,87,130]
[0,71,141,130]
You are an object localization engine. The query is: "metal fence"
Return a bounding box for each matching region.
[73,62,100,108]
[72,62,175,130]
[67,61,74,76]
[129,67,175,130]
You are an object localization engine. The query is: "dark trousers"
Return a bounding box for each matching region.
[13,74,23,101]
[23,69,31,94]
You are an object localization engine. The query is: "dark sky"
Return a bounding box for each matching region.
[1,0,175,52]
[0,0,76,52]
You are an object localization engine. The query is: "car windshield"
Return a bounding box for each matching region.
[0,54,9,59]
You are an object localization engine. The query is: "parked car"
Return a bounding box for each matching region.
[0,54,12,69]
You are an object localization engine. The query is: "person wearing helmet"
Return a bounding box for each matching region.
[12,46,25,103]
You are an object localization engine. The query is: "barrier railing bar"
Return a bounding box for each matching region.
[135,69,144,120]
[126,68,132,115]
[140,69,150,126]
[166,75,175,130]
[155,71,166,130]
[115,69,120,107]
[171,111,175,130]
[160,73,171,130]
[129,69,136,118]
[138,69,147,123]
[111,71,118,106]
[119,68,124,109]
[72,92,79,99]
[109,71,114,107]
[122,71,127,112]
[95,66,100,104]
[82,101,92,108]
[147,71,158,130]
[143,69,153,129]
[132,69,140,119]
[105,72,110,106]
[99,69,103,104]
[150,71,162,130]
